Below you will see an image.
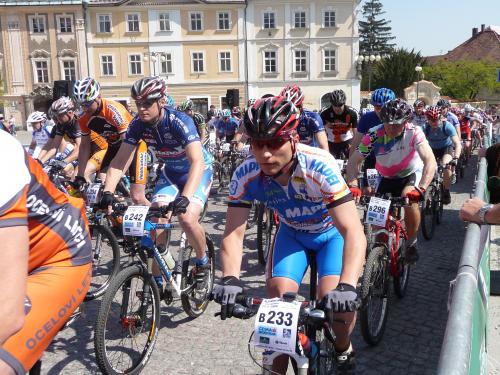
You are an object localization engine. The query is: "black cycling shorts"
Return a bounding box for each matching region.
[376,173,417,197]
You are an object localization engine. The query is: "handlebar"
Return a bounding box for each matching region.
[358,195,410,207]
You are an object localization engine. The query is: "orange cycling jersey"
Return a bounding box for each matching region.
[90,130,108,151]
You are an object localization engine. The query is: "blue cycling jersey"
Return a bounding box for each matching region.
[424,121,457,149]
[297,109,324,146]
[357,111,381,134]
[446,112,459,129]
[124,106,212,173]
[215,117,239,137]
[412,112,427,130]
[228,143,352,233]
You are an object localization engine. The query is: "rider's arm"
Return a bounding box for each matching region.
[350,131,364,155]
[39,134,62,163]
[77,135,91,177]
[220,205,251,278]
[62,137,81,164]
[181,141,205,199]
[103,142,137,193]
[346,150,365,186]
[415,141,437,190]
[27,139,36,155]
[451,135,462,159]
[315,130,329,152]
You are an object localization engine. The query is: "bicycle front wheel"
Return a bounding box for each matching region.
[94,264,161,375]
[393,236,410,298]
[420,186,437,241]
[257,206,276,266]
[314,327,335,375]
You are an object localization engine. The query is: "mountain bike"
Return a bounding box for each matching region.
[421,162,445,240]
[94,204,215,375]
[256,204,280,266]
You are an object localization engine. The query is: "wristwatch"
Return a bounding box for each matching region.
[478,204,494,224]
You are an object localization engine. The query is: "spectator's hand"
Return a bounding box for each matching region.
[459,197,486,223]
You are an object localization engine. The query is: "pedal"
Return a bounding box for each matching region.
[162,289,173,305]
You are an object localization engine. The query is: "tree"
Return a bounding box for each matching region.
[359,0,395,56]
[424,60,500,100]
[371,48,426,97]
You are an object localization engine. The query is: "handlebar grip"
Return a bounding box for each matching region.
[231,303,257,320]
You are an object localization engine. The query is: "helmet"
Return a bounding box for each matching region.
[73,77,100,103]
[179,99,194,111]
[165,95,175,107]
[379,99,412,125]
[366,104,375,111]
[437,99,451,108]
[222,109,231,118]
[131,77,166,101]
[463,104,473,113]
[371,88,395,106]
[425,106,441,121]
[247,98,257,107]
[330,89,346,106]
[50,96,75,115]
[27,111,47,123]
[413,99,425,108]
[244,96,299,140]
[279,85,304,108]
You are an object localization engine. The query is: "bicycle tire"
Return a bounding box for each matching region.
[360,246,389,346]
[246,201,259,229]
[94,264,160,375]
[180,234,216,318]
[420,186,437,241]
[257,205,275,266]
[393,236,410,298]
[436,184,444,225]
[85,224,121,301]
[314,326,335,375]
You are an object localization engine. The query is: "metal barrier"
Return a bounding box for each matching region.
[437,138,491,375]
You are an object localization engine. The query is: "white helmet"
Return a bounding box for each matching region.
[463,104,473,112]
[73,77,100,104]
[27,111,47,123]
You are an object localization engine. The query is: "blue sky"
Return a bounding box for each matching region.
[375,0,500,56]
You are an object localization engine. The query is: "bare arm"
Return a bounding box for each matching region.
[103,142,137,193]
[62,137,81,164]
[346,150,365,186]
[220,205,251,278]
[416,141,437,189]
[315,130,329,152]
[182,142,205,198]
[39,135,62,163]
[350,131,364,154]
[451,135,462,159]
[77,135,92,178]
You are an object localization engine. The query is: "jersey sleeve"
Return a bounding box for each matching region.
[227,159,259,207]
[358,131,375,156]
[307,112,325,133]
[77,113,92,135]
[106,102,133,134]
[171,112,200,146]
[124,117,143,146]
[412,125,427,148]
[350,109,358,128]
[445,122,457,137]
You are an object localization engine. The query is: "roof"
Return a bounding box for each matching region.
[426,25,500,64]
[0,0,82,4]
[85,0,243,4]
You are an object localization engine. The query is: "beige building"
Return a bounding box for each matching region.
[0,0,88,127]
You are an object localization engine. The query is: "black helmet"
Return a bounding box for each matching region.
[244,96,299,140]
[330,89,346,106]
[379,99,413,125]
[131,77,166,101]
[413,99,425,108]
[436,99,450,108]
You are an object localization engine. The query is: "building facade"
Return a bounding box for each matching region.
[0,0,88,127]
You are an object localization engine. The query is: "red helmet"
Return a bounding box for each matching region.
[279,85,304,108]
[425,106,441,121]
[244,96,299,140]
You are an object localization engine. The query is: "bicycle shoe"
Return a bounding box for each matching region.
[404,244,419,265]
[335,343,356,375]
[443,190,451,205]
[194,263,211,292]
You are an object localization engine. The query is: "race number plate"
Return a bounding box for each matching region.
[253,298,301,355]
[365,197,391,227]
[122,206,150,236]
[366,169,381,190]
[221,143,231,152]
[86,183,101,204]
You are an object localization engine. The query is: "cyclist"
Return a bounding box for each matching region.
[437,99,461,139]
[423,106,461,205]
[179,99,208,145]
[165,95,176,108]
[458,108,472,160]
[412,99,427,129]
[26,111,52,158]
[0,130,91,375]
[280,85,328,151]
[99,76,213,289]
[212,96,366,374]
[320,89,358,160]
[72,77,148,204]
[215,109,239,143]
[346,99,437,264]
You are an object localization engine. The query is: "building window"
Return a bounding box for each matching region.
[217,12,230,30]
[294,11,306,28]
[62,60,76,80]
[35,60,49,83]
[263,11,275,29]
[191,52,205,73]
[29,15,46,34]
[129,54,142,75]
[323,11,336,28]
[97,14,112,33]
[190,12,203,31]
[324,49,336,72]
[126,13,140,32]
[264,51,277,73]
[159,13,170,31]
[101,55,114,76]
[219,51,231,72]
[57,16,73,33]
[160,53,173,74]
[294,50,307,72]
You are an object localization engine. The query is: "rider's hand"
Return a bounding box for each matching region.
[73,175,88,191]
[211,276,243,320]
[51,159,67,169]
[99,191,115,210]
[323,283,359,313]
[35,158,44,166]
[449,158,458,167]
[349,186,362,199]
[171,195,190,215]
[406,186,425,202]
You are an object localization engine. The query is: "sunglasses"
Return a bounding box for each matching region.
[135,99,157,109]
[251,137,289,150]
[80,100,94,108]
[331,104,344,108]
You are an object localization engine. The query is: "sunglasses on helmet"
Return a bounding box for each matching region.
[251,137,290,150]
[135,99,157,109]
[80,100,95,108]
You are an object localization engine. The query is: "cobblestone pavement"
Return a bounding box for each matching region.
[36,150,477,375]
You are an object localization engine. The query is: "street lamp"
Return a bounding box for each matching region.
[357,54,382,93]
[144,52,168,76]
[415,65,423,101]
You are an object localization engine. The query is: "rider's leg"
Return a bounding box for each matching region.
[442,153,453,190]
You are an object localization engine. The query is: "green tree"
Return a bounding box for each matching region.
[424,59,499,100]
[370,48,425,97]
[359,0,395,56]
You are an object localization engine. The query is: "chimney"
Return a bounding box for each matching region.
[481,24,485,32]
[472,27,478,37]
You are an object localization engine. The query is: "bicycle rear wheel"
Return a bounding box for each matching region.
[257,205,276,266]
[360,246,389,346]
[393,236,410,298]
[94,264,160,375]
[420,186,437,241]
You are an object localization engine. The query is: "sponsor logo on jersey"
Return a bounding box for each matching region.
[235,161,259,180]
[285,204,323,218]
[229,180,238,196]
[107,104,125,126]
[309,159,339,186]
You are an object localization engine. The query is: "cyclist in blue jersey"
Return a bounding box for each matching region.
[412,99,427,129]
[437,99,461,140]
[280,85,328,151]
[100,77,213,289]
[424,106,461,205]
[215,109,239,143]
[212,96,366,374]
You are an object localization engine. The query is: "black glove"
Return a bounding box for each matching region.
[99,191,115,210]
[73,175,88,191]
[211,276,243,320]
[34,158,44,166]
[449,158,458,167]
[323,283,359,313]
[50,159,67,170]
[171,195,190,215]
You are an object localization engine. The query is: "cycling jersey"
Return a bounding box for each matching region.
[229,143,352,233]
[459,118,471,139]
[320,106,358,143]
[297,109,325,146]
[215,117,239,138]
[32,122,54,149]
[424,121,457,149]
[357,111,381,134]
[125,106,212,173]
[446,111,460,130]
[52,116,81,141]
[358,123,426,179]
[412,112,427,129]
[0,131,91,374]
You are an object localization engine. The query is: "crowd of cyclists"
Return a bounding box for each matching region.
[0,73,496,375]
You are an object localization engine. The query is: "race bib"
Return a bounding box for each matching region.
[253,298,301,355]
[122,206,150,236]
[366,169,381,190]
[86,183,102,204]
[221,143,231,152]
[365,197,391,227]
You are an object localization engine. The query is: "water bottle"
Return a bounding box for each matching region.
[162,248,175,270]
